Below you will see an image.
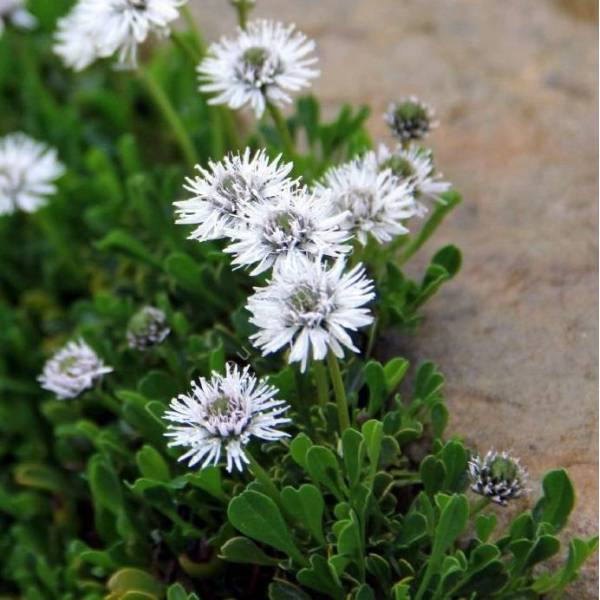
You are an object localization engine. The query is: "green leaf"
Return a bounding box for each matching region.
[306,446,345,499]
[342,428,365,488]
[13,464,64,493]
[107,568,163,597]
[227,490,305,565]
[362,420,383,476]
[297,555,344,600]
[420,455,445,496]
[397,513,428,548]
[87,455,123,515]
[135,445,170,482]
[431,494,469,560]
[289,433,313,470]
[431,245,462,277]
[137,371,179,401]
[354,584,375,600]
[220,537,281,566]
[281,484,326,544]
[383,357,409,391]
[440,440,468,492]
[96,230,161,268]
[336,511,362,560]
[475,513,497,542]
[268,579,312,600]
[364,361,386,415]
[186,466,226,502]
[533,469,575,531]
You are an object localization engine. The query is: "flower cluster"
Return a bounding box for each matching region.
[0,133,64,215]
[38,339,113,400]
[54,0,186,71]
[199,19,319,117]
[384,96,437,144]
[469,450,529,506]
[164,363,290,472]
[126,306,170,350]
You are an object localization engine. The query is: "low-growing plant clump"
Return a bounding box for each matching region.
[0,1,596,599]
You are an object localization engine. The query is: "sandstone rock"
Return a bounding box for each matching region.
[192,1,598,595]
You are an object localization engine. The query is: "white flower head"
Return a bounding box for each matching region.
[198,19,319,117]
[376,144,451,215]
[224,186,351,275]
[319,153,417,246]
[247,256,375,372]
[0,133,64,216]
[127,306,170,350]
[163,363,290,472]
[54,0,186,71]
[38,339,113,400]
[174,148,294,242]
[384,96,437,143]
[0,0,36,35]
[469,450,529,507]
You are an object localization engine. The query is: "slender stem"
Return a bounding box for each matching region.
[181,5,206,54]
[365,319,378,360]
[327,352,350,432]
[398,191,462,265]
[138,67,198,169]
[230,0,253,29]
[245,450,282,507]
[313,361,329,407]
[171,30,201,64]
[266,101,296,159]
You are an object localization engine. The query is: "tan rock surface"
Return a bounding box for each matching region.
[192,1,599,595]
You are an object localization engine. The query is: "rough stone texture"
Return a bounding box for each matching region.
[192,1,598,595]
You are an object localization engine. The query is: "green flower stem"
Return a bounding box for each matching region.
[181,5,206,54]
[398,191,462,265]
[327,352,350,432]
[138,67,198,169]
[365,318,378,360]
[470,496,491,516]
[266,101,296,160]
[245,449,282,508]
[313,361,329,407]
[231,0,252,29]
[171,30,201,64]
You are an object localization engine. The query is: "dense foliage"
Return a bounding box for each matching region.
[0,2,596,599]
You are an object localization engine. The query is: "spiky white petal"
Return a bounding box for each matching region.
[38,339,113,400]
[468,450,529,506]
[127,306,170,350]
[247,255,375,372]
[224,187,351,275]
[375,144,451,215]
[198,19,319,117]
[318,153,417,246]
[0,133,64,215]
[174,148,294,242]
[163,363,290,472]
[0,0,36,35]
[54,0,186,71]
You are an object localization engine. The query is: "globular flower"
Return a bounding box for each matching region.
[0,133,64,215]
[0,0,36,36]
[247,255,375,372]
[469,450,529,506]
[198,19,319,117]
[54,0,186,71]
[318,153,417,245]
[224,187,351,275]
[38,339,113,400]
[375,144,451,216]
[174,148,294,242]
[163,363,290,472]
[384,96,437,144]
[127,306,170,350]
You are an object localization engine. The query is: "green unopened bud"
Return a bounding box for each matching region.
[384,96,437,144]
